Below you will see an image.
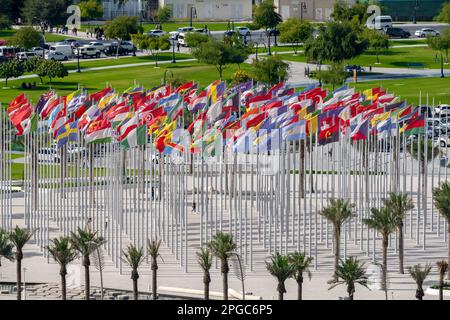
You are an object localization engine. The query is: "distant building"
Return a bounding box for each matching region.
[274,0,356,21]
[378,0,447,21]
[158,0,253,20]
[102,0,143,20]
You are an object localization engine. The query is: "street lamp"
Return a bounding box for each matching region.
[300,2,307,22]
[413,0,419,24]
[73,43,81,73]
[190,7,197,27]
[266,30,272,56]
[171,39,176,63]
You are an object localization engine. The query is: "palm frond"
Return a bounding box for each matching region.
[207,232,237,261]
[46,236,78,266]
[122,243,145,270]
[408,264,432,285]
[433,182,450,221]
[196,247,212,272]
[9,226,34,251]
[0,228,14,264]
[265,252,294,282]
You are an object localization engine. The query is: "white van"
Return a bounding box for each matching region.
[374,16,393,30]
[178,33,187,47]
[49,45,73,58]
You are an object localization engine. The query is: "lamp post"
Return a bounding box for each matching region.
[413,0,419,24]
[171,39,176,63]
[266,30,272,56]
[73,43,81,73]
[190,7,197,27]
[300,2,307,21]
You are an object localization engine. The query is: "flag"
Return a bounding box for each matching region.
[351,118,369,141]
[86,117,112,144]
[403,114,425,136]
[90,87,113,102]
[56,119,78,148]
[319,122,340,145]
[282,120,306,141]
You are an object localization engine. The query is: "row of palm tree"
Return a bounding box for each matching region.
[409,261,449,301]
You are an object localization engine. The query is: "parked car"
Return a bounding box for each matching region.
[414,28,440,38]
[345,65,365,72]
[236,26,251,37]
[223,30,236,37]
[49,44,73,58]
[435,104,450,117]
[38,147,60,163]
[169,27,194,40]
[16,52,37,61]
[435,134,450,147]
[419,105,435,118]
[88,41,105,52]
[74,46,100,58]
[385,27,411,38]
[45,51,69,61]
[0,46,20,60]
[193,28,208,35]
[31,47,47,57]
[177,33,187,47]
[373,15,393,30]
[147,29,166,37]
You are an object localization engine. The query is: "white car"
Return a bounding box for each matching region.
[169,27,194,39]
[74,46,101,58]
[436,104,450,116]
[16,52,37,60]
[236,26,251,37]
[89,41,105,51]
[414,28,440,38]
[147,30,165,37]
[45,51,69,61]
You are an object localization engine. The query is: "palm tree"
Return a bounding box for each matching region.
[383,192,414,274]
[265,252,294,300]
[9,226,34,300]
[197,247,213,300]
[70,227,105,300]
[319,198,355,278]
[408,264,432,300]
[122,243,145,300]
[46,237,78,300]
[288,251,313,300]
[0,228,14,268]
[147,238,162,300]
[433,181,450,279]
[328,257,369,300]
[436,260,448,301]
[207,232,237,300]
[363,206,397,295]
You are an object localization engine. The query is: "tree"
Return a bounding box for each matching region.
[436,260,448,300]
[0,59,24,87]
[35,59,68,85]
[253,0,282,55]
[319,198,355,279]
[408,264,432,300]
[184,33,209,48]
[433,181,450,279]
[364,28,390,64]
[155,6,172,23]
[305,21,368,64]
[0,228,14,268]
[46,237,78,300]
[224,33,252,70]
[383,192,414,274]
[105,16,143,41]
[363,206,398,296]
[9,226,34,300]
[79,0,104,20]
[0,0,25,23]
[435,2,450,24]
[197,247,213,300]
[288,251,313,300]
[265,252,294,300]
[313,62,347,90]
[9,26,44,50]
[331,0,369,24]
[22,0,71,29]
[0,14,11,29]
[122,243,145,300]
[278,18,313,55]
[427,35,449,78]
[191,38,237,80]
[207,232,237,300]
[70,227,105,300]
[328,257,369,300]
[131,33,170,67]
[147,238,161,300]
[252,55,290,85]
[439,27,450,63]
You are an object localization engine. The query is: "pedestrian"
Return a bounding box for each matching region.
[192,201,196,213]
[104,217,108,230]
[177,41,180,52]
[369,65,372,72]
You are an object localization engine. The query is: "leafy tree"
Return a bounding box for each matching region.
[35,60,68,85]
[440,27,450,63]
[9,26,44,50]
[9,226,34,300]
[46,236,78,300]
[22,0,71,29]
[364,28,390,64]
[252,55,290,85]
[331,0,370,24]
[232,70,252,85]
[278,18,313,55]
[428,34,449,78]
[253,0,282,30]
[148,238,162,300]
[433,181,450,279]
[408,264,432,300]
[288,251,313,300]
[363,206,398,296]
[207,232,237,300]
[435,2,450,24]
[197,247,213,300]
[155,6,172,23]
[0,228,14,268]
[305,21,368,64]
[266,252,294,300]
[224,34,252,69]
[436,260,448,300]
[185,33,209,48]
[319,198,355,278]
[70,227,106,300]
[131,33,170,67]
[0,59,25,87]
[105,16,143,41]
[191,38,238,80]
[328,257,369,300]
[24,56,44,73]
[79,0,104,20]
[122,243,145,300]
[383,192,414,274]
[313,62,347,90]
[0,14,11,29]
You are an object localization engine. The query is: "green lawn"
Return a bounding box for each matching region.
[389,39,427,46]
[278,46,450,69]
[0,28,74,43]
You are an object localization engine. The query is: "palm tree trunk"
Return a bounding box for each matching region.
[382,236,388,294]
[60,266,67,300]
[204,280,210,300]
[222,259,229,300]
[16,258,22,300]
[297,276,303,300]
[152,258,157,300]
[448,221,450,280]
[132,273,139,301]
[334,231,340,280]
[277,281,285,300]
[439,271,444,300]
[398,222,404,274]
[83,255,90,300]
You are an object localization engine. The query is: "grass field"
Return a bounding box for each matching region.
[278,46,450,69]
[0,28,74,43]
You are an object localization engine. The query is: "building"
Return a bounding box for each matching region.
[378,0,447,21]
[274,0,356,21]
[158,0,253,20]
[102,0,143,20]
